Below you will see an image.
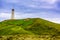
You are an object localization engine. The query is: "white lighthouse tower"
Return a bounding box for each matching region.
[11,9,14,19]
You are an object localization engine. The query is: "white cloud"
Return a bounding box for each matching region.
[0,12,11,21]
[0,0,60,23]
[0,12,60,24]
[33,0,57,4]
[44,18,60,24]
[2,0,19,3]
[0,12,37,21]
[0,13,11,19]
[2,0,57,9]
[15,12,37,19]
[22,0,57,9]
[41,0,56,4]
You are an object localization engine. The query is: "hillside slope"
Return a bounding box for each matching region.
[0,18,60,35]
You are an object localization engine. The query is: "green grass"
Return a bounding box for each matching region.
[0,18,60,36]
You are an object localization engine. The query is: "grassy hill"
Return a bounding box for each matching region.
[0,18,60,36]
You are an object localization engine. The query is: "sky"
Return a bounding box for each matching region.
[0,0,60,23]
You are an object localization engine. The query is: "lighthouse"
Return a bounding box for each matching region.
[11,9,14,19]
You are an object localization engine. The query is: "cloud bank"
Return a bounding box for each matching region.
[0,0,60,23]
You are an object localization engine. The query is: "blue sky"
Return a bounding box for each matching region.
[0,0,60,23]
